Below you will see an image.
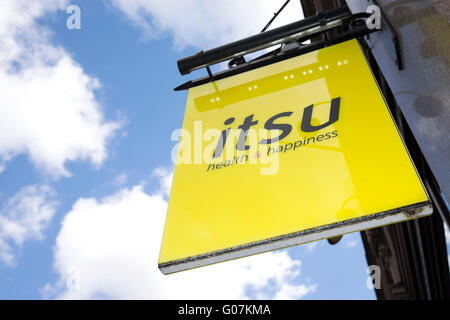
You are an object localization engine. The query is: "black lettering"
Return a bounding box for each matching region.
[213,117,235,158]
[301,97,340,132]
[236,115,258,151]
[293,140,302,150]
[259,112,293,144]
[284,143,293,152]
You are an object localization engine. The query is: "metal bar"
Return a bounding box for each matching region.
[175,24,377,91]
[371,0,403,70]
[177,6,352,75]
[261,0,292,33]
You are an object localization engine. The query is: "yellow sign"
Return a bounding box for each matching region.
[159,39,431,274]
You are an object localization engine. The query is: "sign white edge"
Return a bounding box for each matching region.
[159,202,432,274]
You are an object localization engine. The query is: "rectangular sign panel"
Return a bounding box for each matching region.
[159,39,432,274]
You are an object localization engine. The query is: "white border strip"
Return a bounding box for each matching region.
[159,202,432,274]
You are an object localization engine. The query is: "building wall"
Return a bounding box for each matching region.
[346,0,450,201]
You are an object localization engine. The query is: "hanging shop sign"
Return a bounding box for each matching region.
[158,39,432,274]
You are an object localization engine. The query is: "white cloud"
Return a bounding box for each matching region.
[443,223,450,271]
[444,224,450,245]
[108,0,304,50]
[0,0,121,179]
[344,239,358,249]
[112,173,128,186]
[304,242,319,253]
[0,185,57,266]
[44,170,316,299]
[152,167,173,197]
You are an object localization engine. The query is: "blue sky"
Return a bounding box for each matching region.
[0,0,393,299]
